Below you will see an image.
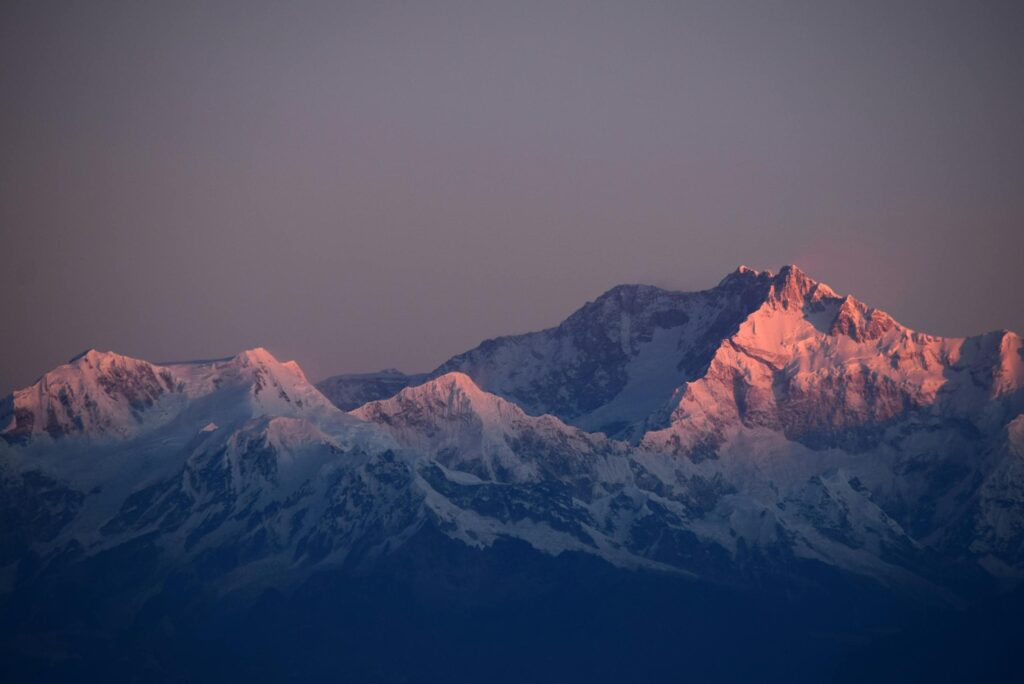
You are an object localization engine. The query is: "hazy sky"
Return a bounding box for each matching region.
[2,0,1023,394]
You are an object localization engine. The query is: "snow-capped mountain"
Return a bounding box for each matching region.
[359,265,1020,447]
[317,368,427,411]
[430,268,778,441]
[643,265,1023,455]
[2,265,1023,681]
[317,268,775,440]
[1,349,183,442]
[1,347,340,444]
[351,372,943,587]
[350,372,622,483]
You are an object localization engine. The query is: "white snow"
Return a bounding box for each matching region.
[3,265,1023,596]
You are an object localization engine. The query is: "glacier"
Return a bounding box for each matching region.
[2,265,1022,682]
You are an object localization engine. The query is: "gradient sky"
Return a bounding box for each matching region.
[2,0,1023,395]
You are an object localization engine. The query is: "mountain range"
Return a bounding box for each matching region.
[2,265,1022,682]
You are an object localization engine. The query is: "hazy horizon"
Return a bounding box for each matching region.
[3,1,1023,395]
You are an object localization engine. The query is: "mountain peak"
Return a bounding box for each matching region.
[398,372,492,406]
[66,348,136,367]
[3,350,177,442]
[717,264,773,288]
[589,283,671,310]
[770,264,811,304]
[430,370,482,390]
[68,347,100,363]
[232,347,280,366]
[716,264,840,310]
[766,264,838,308]
[229,347,312,381]
[351,371,525,427]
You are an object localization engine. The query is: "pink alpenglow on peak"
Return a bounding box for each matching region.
[0,350,182,441]
[0,346,339,443]
[2,263,1024,625]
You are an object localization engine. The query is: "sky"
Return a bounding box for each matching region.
[2,0,1023,394]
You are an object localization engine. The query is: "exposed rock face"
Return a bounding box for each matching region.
[1,347,341,444]
[1,350,181,442]
[317,369,428,411]
[423,268,776,440]
[829,295,898,342]
[0,466,84,565]
[1,266,1023,639]
[353,373,624,496]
